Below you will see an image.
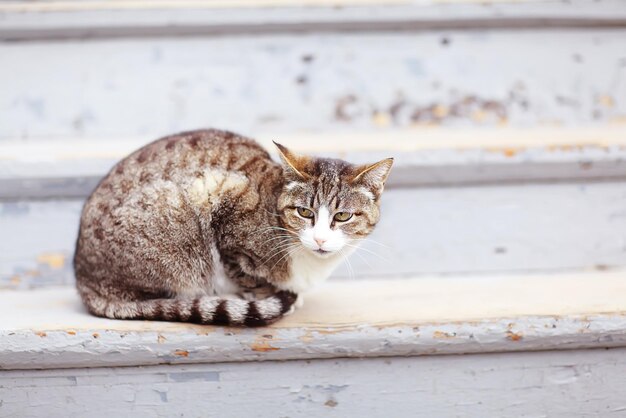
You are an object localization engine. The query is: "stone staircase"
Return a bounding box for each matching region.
[1,0,626,416]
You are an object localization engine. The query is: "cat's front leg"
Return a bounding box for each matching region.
[294,294,304,309]
[282,294,304,316]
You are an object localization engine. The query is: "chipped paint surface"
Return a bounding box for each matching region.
[0,5,625,414]
[250,340,281,352]
[35,252,66,269]
[3,179,626,289]
[1,29,625,139]
[250,333,281,352]
[2,271,626,371]
[1,348,626,417]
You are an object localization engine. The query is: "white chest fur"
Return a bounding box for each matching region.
[280,249,351,294]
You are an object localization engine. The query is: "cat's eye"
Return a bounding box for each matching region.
[334,212,353,222]
[297,207,314,219]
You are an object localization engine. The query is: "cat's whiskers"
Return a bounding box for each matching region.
[349,247,374,270]
[261,234,296,245]
[257,226,299,238]
[260,244,297,262]
[339,247,355,280]
[352,237,391,249]
[258,225,295,232]
[259,241,302,266]
[343,242,390,263]
[259,242,299,263]
[269,244,304,271]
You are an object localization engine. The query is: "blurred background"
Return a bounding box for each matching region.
[1,0,625,289]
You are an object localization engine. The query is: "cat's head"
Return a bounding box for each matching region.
[275,142,393,258]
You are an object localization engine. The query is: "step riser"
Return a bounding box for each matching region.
[2,29,626,139]
[1,349,625,418]
[3,182,625,289]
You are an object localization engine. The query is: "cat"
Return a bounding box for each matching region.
[74,129,393,326]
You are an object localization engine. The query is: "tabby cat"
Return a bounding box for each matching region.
[74,129,393,326]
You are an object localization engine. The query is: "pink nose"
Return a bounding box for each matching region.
[314,238,326,247]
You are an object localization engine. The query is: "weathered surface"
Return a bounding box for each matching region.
[3,348,626,417]
[2,0,626,41]
[2,271,626,370]
[1,29,625,139]
[3,179,626,289]
[2,128,626,199]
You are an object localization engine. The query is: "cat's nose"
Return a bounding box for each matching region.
[314,237,327,247]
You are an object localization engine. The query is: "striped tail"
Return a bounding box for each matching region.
[81,291,298,327]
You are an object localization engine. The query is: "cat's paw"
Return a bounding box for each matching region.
[283,295,303,317]
[284,304,296,316]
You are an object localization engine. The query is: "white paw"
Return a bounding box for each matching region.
[284,295,304,316]
[294,295,305,309]
[284,304,296,316]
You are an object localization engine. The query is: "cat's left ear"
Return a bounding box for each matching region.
[273,141,311,179]
[351,158,394,197]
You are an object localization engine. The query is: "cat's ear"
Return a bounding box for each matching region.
[351,158,394,197]
[273,141,311,179]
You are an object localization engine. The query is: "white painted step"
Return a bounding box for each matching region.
[3,270,626,417]
[1,22,625,138]
[3,180,626,289]
[2,270,626,370]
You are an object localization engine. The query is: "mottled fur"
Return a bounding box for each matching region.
[74,129,392,326]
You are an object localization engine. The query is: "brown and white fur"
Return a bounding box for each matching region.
[74,129,393,326]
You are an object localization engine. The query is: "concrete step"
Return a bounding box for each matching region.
[2,128,626,288]
[3,180,626,290]
[3,269,626,370]
[2,270,626,416]
[1,7,625,138]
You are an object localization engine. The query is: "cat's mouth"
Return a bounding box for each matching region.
[312,248,337,258]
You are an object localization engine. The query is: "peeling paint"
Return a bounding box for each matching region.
[2,350,626,416]
[3,272,626,370]
[411,95,508,126]
[433,331,456,339]
[371,110,391,127]
[596,95,615,108]
[506,331,523,341]
[36,253,66,269]
[485,146,524,157]
[334,94,359,121]
[299,330,314,343]
[154,389,168,403]
[250,339,280,352]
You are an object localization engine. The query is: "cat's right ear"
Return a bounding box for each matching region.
[273,141,311,179]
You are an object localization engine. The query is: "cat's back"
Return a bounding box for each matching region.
[78,129,282,236]
[90,129,277,199]
[109,129,272,186]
